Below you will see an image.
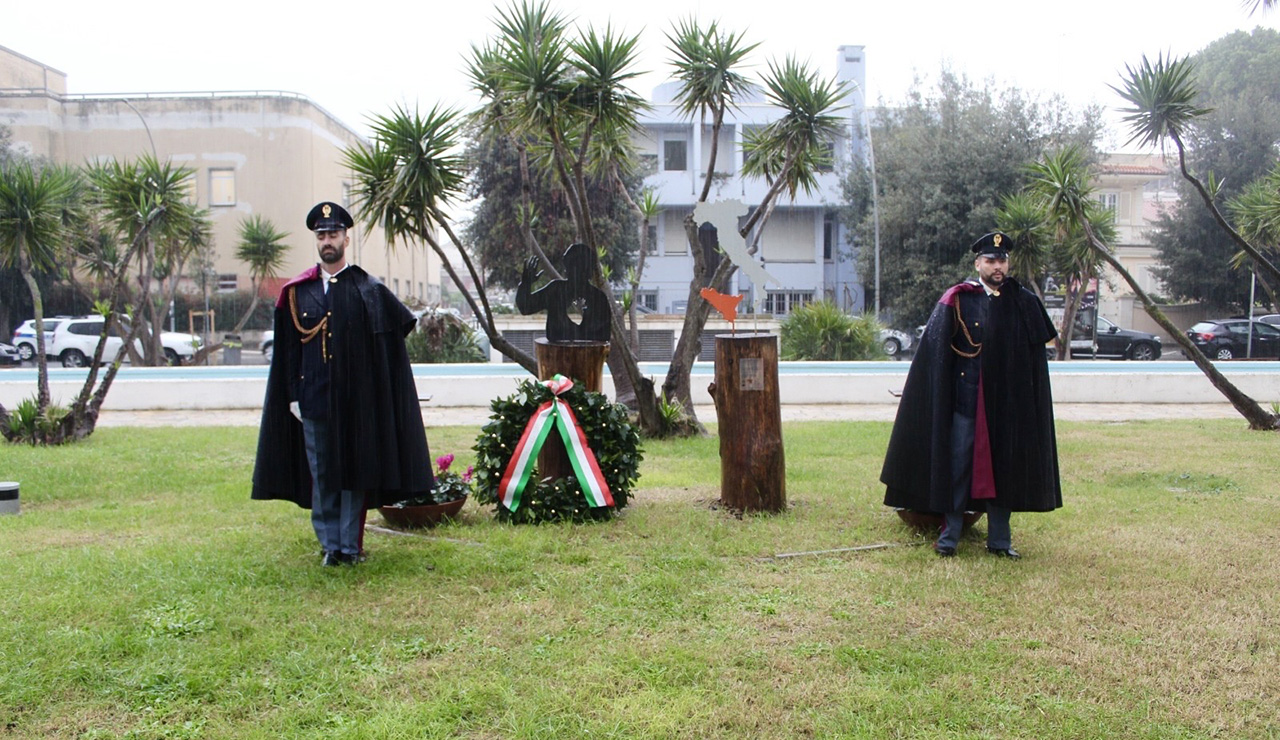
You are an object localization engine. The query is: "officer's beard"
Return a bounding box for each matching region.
[320,245,345,265]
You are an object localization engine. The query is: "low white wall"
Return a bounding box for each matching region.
[3,364,1277,411]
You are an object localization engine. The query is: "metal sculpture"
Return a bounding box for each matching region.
[516,243,611,342]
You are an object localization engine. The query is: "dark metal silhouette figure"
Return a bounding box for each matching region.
[516,243,611,342]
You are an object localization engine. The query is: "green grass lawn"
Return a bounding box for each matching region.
[1,419,1277,739]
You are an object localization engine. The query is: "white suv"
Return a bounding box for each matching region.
[49,316,202,367]
[11,317,70,361]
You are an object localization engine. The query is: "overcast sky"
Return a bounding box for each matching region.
[6,0,1279,150]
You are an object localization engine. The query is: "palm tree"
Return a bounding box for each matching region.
[1227,165,1280,312]
[666,18,758,204]
[0,159,83,419]
[1112,53,1280,292]
[661,54,848,421]
[996,192,1051,300]
[466,1,671,433]
[232,215,288,333]
[1027,145,1277,430]
[345,104,540,374]
[87,155,206,365]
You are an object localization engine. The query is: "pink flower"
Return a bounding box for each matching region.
[436,453,454,472]
[463,465,474,483]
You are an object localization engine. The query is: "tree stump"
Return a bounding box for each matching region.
[709,333,785,512]
[534,338,610,483]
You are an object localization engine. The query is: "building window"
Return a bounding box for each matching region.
[209,169,236,207]
[823,214,836,261]
[817,140,836,173]
[635,291,658,312]
[662,209,692,255]
[764,290,813,316]
[393,278,400,295]
[217,274,238,292]
[663,139,688,171]
[419,282,425,299]
[1098,192,1118,222]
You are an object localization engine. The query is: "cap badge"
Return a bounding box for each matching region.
[993,234,1002,248]
[322,204,332,218]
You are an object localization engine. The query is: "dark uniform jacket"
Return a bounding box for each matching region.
[881,278,1062,514]
[251,264,434,509]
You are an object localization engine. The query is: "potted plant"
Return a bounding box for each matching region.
[379,454,471,528]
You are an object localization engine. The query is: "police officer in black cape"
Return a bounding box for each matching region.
[880,232,1062,559]
[251,201,434,566]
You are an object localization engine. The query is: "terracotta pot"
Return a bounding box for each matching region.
[379,497,466,528]
[894,508,984,532]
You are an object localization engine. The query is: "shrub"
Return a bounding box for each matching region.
[780,301,884,360]
[406,311,486,363]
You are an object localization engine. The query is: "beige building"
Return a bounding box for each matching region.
[1091,153,1192,332]
[0,44,440,309]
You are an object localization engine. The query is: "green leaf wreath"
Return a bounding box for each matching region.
[472,379,642,524]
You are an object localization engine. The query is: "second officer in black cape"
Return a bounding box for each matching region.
[880,232,1062,559]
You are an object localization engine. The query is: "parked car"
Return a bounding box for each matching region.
[11,317,69,361]
[879,328,913,357]
[261,330,274,363]
[1257,314,1280,327]
[0,342,21,366]
[48,316,203,367]
[1066,315,1162,360]
[1186,318,1280,360]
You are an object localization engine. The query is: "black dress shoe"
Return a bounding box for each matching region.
[338,551,365,566]
[321,551,343,567]
[934,544,957,557]
[986,546,1021,560]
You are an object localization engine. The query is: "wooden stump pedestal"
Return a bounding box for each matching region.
[709,333,786,512]
[534,338,610,483]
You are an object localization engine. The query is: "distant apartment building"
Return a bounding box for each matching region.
[0,44,440,310]
[633,45,871,317]
[1091,152,1180,330]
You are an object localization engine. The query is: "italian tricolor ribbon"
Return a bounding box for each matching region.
[497,375,615,512]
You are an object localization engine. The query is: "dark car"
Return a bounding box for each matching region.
[1186,319,1280,360]
[1067,315,1162,360]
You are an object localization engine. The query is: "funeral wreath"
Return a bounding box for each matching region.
[472,377,642,524]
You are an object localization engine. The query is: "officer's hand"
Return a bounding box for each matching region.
[289,401,301,422]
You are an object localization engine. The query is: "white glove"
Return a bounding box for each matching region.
[289,401,302,421]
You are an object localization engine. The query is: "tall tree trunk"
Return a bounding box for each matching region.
[17,242,52,412]
[234,279,262,334]
[1057,269,1088,361]
[1086,223,1278,430]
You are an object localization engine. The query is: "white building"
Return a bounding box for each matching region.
[633,46,870,317]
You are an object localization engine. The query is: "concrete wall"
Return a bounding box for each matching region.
[5,363,1277,411]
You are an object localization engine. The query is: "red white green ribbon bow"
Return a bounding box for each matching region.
[497,375,615,512]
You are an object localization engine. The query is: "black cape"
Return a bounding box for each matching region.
[251,264,434,509]
[881,277,1062,513]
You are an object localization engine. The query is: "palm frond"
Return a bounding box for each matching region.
[1110,53,1212,149]
[664,18,759,121]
